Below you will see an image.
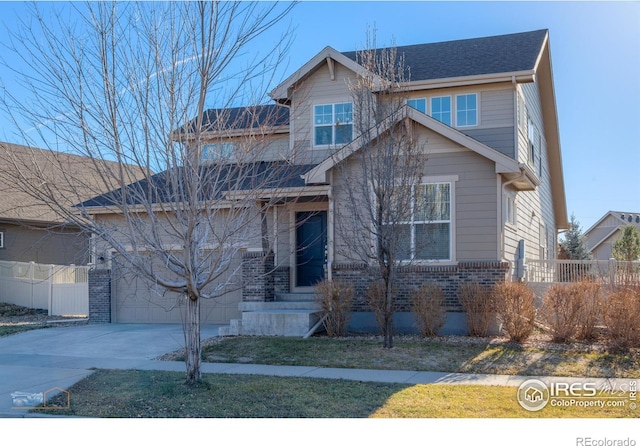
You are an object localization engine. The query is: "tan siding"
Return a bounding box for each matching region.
[507,82,557,264]
[480,89,514,127]
[0,223,88,265]
[331,126,499,263]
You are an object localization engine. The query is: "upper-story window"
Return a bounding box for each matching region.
[314,102,353,146]
[455,93,477,127]
[0,231,4,249]
[202,142,235,162]
[431,96,451,126]
[527,118,542,175]
[407,98,426,114]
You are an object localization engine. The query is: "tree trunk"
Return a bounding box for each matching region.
[184,292,201,384]
[383,265,394,349]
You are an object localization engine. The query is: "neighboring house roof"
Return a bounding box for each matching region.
[584,210,640,253]
[0,142,146,225]
[80,161,318,209]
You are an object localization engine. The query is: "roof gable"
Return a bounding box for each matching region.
[271,30,548,102]
[304,106,521,184]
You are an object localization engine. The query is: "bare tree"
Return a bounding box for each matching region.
[0,1,295,384]
[334,34,427,348]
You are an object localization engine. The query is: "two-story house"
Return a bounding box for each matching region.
[86,29,567,334]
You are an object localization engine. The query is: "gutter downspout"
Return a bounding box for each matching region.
[327,169,334,282]
[500,171,527,278]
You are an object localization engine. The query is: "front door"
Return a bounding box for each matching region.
[295,211,327,288]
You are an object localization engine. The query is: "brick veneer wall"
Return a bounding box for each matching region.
[241,251,275,302]
[273,266,290,295]
[88,268,111,323]
[332,261,510,312]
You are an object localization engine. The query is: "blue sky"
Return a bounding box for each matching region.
[0,1,638,231]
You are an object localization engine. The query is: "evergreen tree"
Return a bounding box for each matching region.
[612,225,640,261]
[559,214,591,260]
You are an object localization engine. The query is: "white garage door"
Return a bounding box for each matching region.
[112,254,242,324]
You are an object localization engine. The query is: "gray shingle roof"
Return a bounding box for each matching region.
[80,161,317,208]
[178,104,289,136]
[0,142,146,223]
[341,29,548,81]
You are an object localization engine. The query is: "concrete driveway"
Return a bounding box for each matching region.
[0,323,221,416]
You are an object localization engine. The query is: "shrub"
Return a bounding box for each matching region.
[602,285,640,349]
[575,281,601,341]
[410,283,446,337]
[459,282,494,337]
[541,281,602,343]
[542,284,583,343]
[493,282,536,343]
[365,280,395,337]
[314,280,354,337]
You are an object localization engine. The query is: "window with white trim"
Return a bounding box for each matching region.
[455,93,477,127]
[527,118,541,174]
[504,192,517,226]
[517,92,527,135]
[539,222,548,260]
[314,102,353,146]
[395,183,452,261]
[202,142,235,162]
[430,96,451,126]
[407,98,426,114]
[0,231,4,249]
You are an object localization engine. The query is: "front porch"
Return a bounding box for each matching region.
[224,251,512,337]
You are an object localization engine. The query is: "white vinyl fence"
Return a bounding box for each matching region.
[525,258,640,285]
[0,260,89,316]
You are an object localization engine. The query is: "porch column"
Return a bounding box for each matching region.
[241,251,275,302]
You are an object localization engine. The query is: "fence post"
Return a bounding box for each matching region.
[47,264,54,316]
[608,258,616,286]
[29,261,35,311]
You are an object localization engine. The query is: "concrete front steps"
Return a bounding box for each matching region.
[219,293,324,337]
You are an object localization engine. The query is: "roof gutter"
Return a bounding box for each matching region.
[400,70,535,92]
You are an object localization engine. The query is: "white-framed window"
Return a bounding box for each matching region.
[527,117,541,174]
[504,192,517,227]
[517,92,527,135]
[395,182,452,261]
[407,98,426,114]
[313,102,353,146]
[0,231,4,249]
[539,222,548,260]
[430,96,451,126]
[202,142,235,162]
[455,93,478,127]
